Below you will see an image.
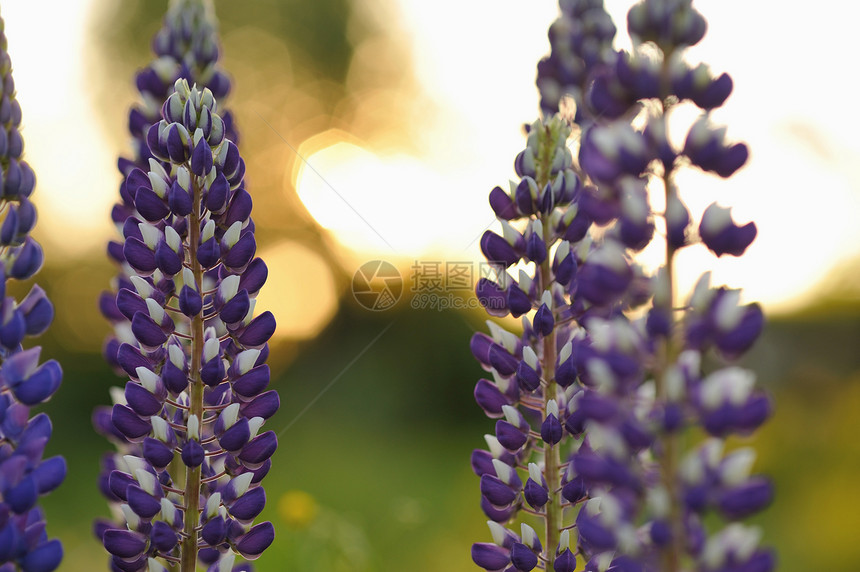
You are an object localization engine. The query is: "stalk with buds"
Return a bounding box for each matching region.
[0,10,65,572]
[95,2,278,570]
[471,1,773,570]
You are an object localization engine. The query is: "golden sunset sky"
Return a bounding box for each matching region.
[3,0,856,325]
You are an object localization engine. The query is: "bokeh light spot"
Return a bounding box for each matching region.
[254,240,337,340]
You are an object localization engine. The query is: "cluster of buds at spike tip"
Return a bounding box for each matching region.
[0,12,65,572]
[122,0,234,179]
[536,0,617,120]
[103,0,237,375]
[93,79,277,572]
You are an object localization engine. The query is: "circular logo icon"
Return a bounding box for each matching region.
[351,260,403,311]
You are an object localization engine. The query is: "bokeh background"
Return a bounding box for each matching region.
[1,0,858,569]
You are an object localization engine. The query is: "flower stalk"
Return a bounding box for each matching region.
[472,1,775,570]
[0,10,65,572]
[471,115,599,572]
[96,76,278,572]
[539,181,560,572]
[95,2,278,570]
[181,156,207,572]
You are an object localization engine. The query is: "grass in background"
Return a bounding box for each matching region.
[36,300,860,571]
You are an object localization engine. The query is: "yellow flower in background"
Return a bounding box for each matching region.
[279,490,320,529]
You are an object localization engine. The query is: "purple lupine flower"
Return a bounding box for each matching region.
[100,0,237,374]
[95,2,276,570]
[470,112,640,571]
[473,1,773,570]
[96,77,278,572]
[551,0,772,570]
[0,12,65,572]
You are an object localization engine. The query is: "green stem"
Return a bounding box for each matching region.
[658,165,683,572]
[536,124,561,567]
[653,44,685,570]
[540,255,561,568]
[181,175,205,572]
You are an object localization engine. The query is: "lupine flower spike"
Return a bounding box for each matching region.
[97,76,277,572]
[472,113,606,572]
[100,0,236,374]
[95,3,277,571]
[0,10,65,572]
[567,2,772,570]
[472,1,772,571]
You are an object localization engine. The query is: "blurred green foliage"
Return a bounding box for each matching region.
[34,294,860,571]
